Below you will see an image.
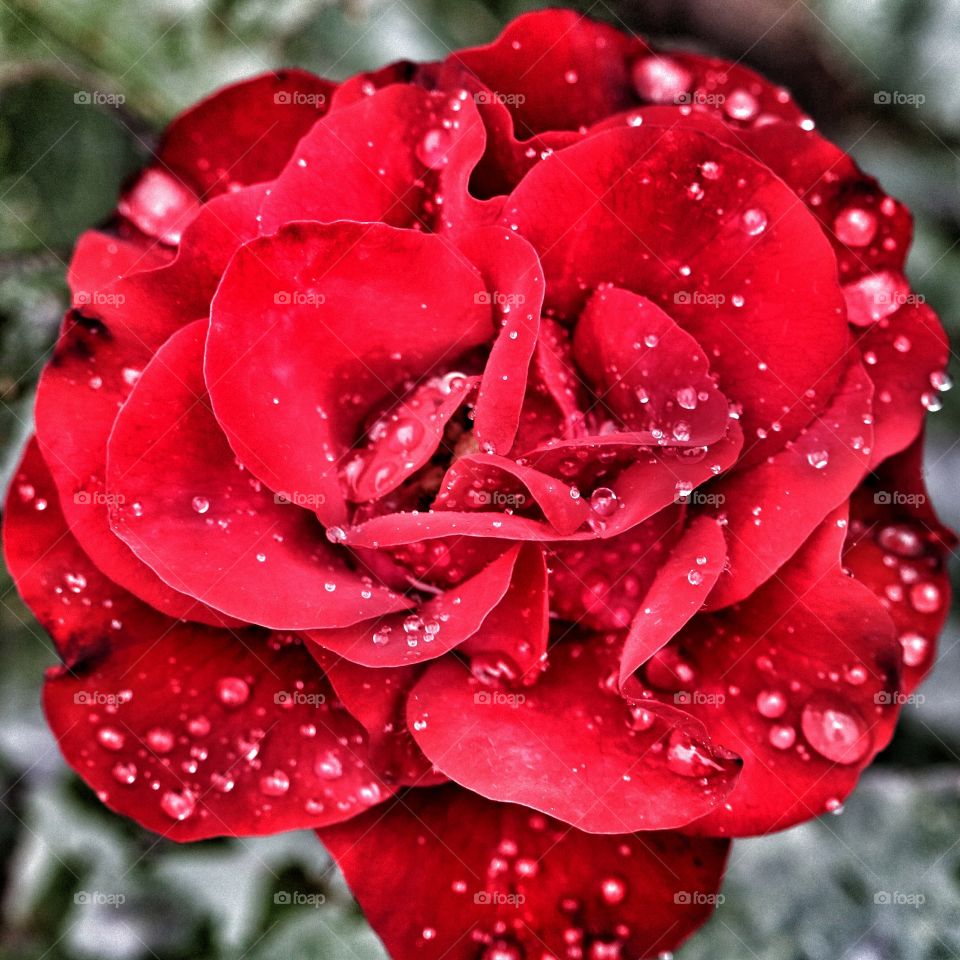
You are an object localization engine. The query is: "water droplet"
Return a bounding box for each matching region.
[800,698,869,764]
[687,569,704,586]
[97,727,125,751]
[725,88,759,121]
[740,207,768,236]
[631,56,691,103]
[160,789,196,821]
[899,631,930,668]
[112,761,137,785]
[601,875,627,904]
[909,581,942,613]
[756,690,787,718]
[191,496,210,515]
[590,487,619,517]
[768,724,796,750]
[316,752,343,780]
[676,386,699,410]
[806,450,829,470]
[834,207,877,247]
[260,769,290,796]
[146,727,175,753]
[216,676,250,707]
[877,524,924,557]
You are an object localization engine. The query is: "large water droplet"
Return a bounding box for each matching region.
[800,698,870,764]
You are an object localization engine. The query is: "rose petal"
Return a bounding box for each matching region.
[678,508,900,836]
[620,516,727,689]
[68,230,171,300]
[44,627,394,840]
[408,635,741,833]
[457,225,544,454]
[205,220,492,526]
[704,361,874,609]
[502,125,850,465]
[309,650,444,787]
[259,84,489,234]
[157,69,335,199]
[855,299,949,464]
[547,507,683,631]
[35,186,265,626]
[573,285,731,445]
[305,544,527,668]
[320,784,730,960]
[844,437,953,694]
[3,439,168,666]
[107,320,411,630]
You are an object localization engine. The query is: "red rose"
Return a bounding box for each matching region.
[4,10,953,959]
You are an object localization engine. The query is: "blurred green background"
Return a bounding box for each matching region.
[1,0,959,957]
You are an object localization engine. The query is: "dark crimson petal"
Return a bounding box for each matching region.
[455,226,543,454]
[526,422,744,542]
[319,785,730,960]
[434,453,590,535]
[117,168,203,246]
[620,516,727,689]
[35,187,265,626]
[704,361,874,609]
[502,125,850,464]
[305,544,526,668]
[855,299,949,464]
[458,542,550,682]
[157,69,335,199]
[844,438,953,694]
[107,320,411,630]
[547,507,682,631]
[408,635,741,833]
[680,508,900,837]
[205,220,491,526]
[573,286,730,445]
[3,439,169,666]
[343,374,480,504]
[259,85,489,234]
[310,651,444,787]
[68,230,171,300]
[44,627,394,840]
[448,10,647,136]
[345,509,571,547]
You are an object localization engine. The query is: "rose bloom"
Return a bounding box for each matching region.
[4,9,953,959]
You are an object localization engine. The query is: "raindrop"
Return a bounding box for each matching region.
[800,698,869,764]
[740,207,768,236]
[160,789,196,821]
[217,676,250,707]
[191,496,210,515]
